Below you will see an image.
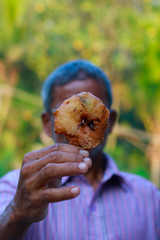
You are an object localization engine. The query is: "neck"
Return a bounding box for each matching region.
[84,151,106,190]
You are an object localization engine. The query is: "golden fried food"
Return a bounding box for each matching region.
[54,92,110,149]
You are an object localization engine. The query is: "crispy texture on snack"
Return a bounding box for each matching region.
[54,92,110,149]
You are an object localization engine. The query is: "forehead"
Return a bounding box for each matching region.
[51,78,108,109]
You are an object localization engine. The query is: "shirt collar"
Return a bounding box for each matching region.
[61,154,126,186]
[101,154,124,184]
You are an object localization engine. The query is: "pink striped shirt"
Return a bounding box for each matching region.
[0,155,160,240]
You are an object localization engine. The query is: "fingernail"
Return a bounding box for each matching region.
[83,157,92,167]
[71,187,80,195]
[79,150,89,158]
[78,162,88,171]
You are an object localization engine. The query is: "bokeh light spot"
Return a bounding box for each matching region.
[22,110,32,121]
[73,39,84,51]
[147,27,157,37]
[34,2,45,13]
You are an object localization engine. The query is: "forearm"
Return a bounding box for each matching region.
[0,202,31,240]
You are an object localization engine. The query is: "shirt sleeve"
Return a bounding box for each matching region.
[0,169,20,215]
[153,185,160,238]
[0,169,40,240]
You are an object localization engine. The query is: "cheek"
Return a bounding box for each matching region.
[49,116,69,144]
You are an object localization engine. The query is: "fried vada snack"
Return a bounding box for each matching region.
[54,92,110,149]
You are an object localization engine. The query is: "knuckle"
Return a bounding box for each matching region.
[21,165,29,178]
[66,163,78,175]
[42,191,50,202]
[43,163,53,178]
[75,153,83,162]
[30,194,37,204]
[51,144,59,152]
[23,153,30,164]
[24,179,32,191]
[50,151,58,162]
[57,143,64,149]
[54,151,61,162]
[49,151,63,163]
[30,192,40,204]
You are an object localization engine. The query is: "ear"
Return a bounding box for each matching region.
[41,112,53,137]
[107,109,118,134]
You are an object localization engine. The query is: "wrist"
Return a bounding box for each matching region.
[9,199,32,228]
[0,201,31,240]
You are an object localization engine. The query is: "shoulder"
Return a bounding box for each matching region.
[0,169,20,189]
[106,154,159,198]
[121,171,160,205]
[121,171,159,193]
[122,172,160,235]
[121,171,159,190]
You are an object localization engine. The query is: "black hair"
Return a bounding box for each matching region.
[41,59,112,112]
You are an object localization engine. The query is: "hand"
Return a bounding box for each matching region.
[10,144,91,225]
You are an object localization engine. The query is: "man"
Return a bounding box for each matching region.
[0,60,159,240]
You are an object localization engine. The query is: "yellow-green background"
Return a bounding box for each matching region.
[0,0,160,187]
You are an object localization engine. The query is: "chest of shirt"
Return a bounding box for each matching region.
[30,180,156,240]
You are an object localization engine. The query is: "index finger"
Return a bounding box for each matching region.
[23,144,85,162]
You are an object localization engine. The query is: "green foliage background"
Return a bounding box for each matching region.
[0,0,160,185]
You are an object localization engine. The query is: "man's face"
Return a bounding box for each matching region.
[42,78,116,158]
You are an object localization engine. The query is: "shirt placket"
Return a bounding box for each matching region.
[80,175,104,240]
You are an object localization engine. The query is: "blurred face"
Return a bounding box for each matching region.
[42,78,117,158]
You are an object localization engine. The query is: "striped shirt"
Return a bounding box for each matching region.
[0,155,159,240]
